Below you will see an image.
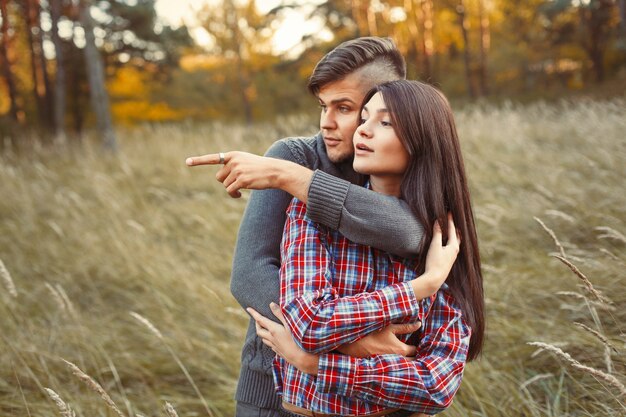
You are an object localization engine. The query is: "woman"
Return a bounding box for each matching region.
[249,80,484,416]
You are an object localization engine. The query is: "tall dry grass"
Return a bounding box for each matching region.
[0,100,624,416]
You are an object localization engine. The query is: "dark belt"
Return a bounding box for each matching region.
[282,401,422,417]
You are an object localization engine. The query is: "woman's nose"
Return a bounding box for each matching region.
[357,122,371,138]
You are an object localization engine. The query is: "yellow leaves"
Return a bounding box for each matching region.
[111,100,185,125]
[107,67,149,98]
[108,66,186,124]
[180,54,226,72]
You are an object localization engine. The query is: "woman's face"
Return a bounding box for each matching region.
[352,92,409,180]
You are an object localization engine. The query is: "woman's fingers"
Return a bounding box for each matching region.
[430,219,442,249]
[446,213,457,247]
[247,307,273,331]
[445,212,461,250]
[270,302,288,327]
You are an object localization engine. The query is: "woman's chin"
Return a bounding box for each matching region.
[352,163,370,175]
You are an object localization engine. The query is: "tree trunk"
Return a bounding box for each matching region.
[237,58,253,126]
[477,0,490,96]
[25,0,53,128]
[224,0,253,125]
[25,0,45,123]
[581,2,607,83]
[367,3,377,36]
[456,1,476,99]
[404,0,421,79]
[79,0,116,151]
[351,0,368,36]
[420,0,434,81]
[49,0,66,141]
[588,42,605,83]
[0,0,21,123]
[619,0,626,38]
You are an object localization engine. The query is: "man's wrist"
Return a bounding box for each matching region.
[274,159,296,188]
[276,161,313,202]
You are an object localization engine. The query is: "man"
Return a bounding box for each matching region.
[187,37,426,416]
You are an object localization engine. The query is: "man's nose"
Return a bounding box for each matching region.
[320,109,336,130]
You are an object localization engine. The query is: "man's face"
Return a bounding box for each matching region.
[317,72,366,163]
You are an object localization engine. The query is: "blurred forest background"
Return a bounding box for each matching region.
[0,0,625,147]
[1,1,625,417]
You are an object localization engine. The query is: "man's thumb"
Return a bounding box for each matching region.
[390,321,421,335]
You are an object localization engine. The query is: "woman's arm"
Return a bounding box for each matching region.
[250,287,470,415]
[315,289,470,414]
[280,200,424,354]
[280,202,458,354]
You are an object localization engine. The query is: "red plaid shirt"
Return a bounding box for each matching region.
[275,199,471,415]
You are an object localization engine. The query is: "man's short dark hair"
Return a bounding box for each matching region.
[307,37,406,96]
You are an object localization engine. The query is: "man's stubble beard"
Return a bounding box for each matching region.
[326,147,355,165]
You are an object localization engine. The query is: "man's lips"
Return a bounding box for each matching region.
[324,137,342,147]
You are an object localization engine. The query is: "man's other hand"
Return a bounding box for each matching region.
[337,322,421,358]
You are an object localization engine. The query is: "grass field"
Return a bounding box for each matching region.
[0,98,624,417]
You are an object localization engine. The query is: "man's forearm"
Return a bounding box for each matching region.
[274,160,313,203]
[229,141,304,321]
[306,171,424,258]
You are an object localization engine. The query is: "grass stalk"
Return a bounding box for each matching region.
[62,359,126,417]
[44,388,76,417]
[528,342,626,399]
[130,312,216,417]
[552,255,609,303]
[0,259,17,298]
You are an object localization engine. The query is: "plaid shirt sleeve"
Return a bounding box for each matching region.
[315,287,471,415]
[280,200,423,354]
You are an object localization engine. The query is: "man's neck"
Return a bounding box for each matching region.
[332,153,365,186]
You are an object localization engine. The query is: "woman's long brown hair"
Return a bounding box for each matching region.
[362,80,484,360]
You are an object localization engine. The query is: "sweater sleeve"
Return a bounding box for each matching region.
[307,170,424,259]
[229,140,302,321]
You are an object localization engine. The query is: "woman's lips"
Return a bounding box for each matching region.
[355,142,373,152]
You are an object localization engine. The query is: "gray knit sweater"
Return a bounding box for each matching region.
[230,134,424,410]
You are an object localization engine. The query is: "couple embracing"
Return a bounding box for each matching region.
[187,37,484,417]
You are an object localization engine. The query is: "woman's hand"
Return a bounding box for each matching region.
[412,213,461,300]
[247,303,320,375]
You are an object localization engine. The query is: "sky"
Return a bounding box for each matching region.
[154,0,329,55]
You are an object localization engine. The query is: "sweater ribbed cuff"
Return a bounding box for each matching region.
[306,170,351,230]
[235,367,282,409]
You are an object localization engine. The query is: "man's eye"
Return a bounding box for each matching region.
[319,104,327,112]
[339,106,351,113]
